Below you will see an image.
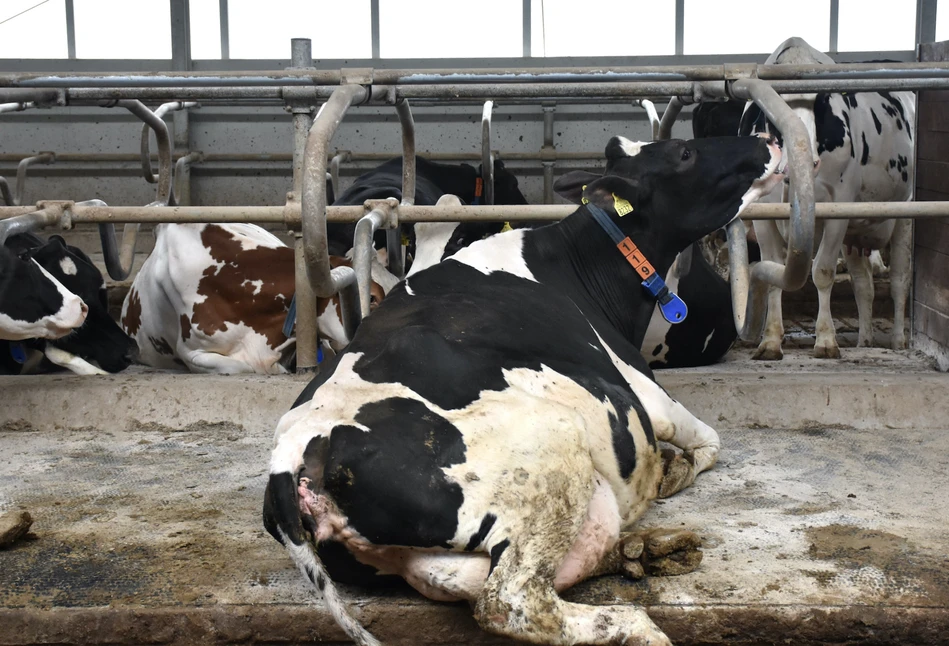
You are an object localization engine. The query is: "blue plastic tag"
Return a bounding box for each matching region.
[658,293,688,324]
[317,344,324,364]
[10,342,27,364]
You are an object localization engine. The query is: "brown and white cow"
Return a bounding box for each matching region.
[121,223,395,374]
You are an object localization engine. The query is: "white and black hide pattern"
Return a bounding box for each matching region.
[1,233,133,376]
[738,37,915,360]
[263,134,784,646]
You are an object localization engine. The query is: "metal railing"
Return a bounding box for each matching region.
[2,42,947,372]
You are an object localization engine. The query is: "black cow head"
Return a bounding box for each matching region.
[0,243,87,341]
[25,236,136,373]
[554,135,783,251]
[479,159,529,206]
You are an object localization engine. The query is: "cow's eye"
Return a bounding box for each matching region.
[681,149,692,161]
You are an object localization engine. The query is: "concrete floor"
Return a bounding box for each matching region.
[0,348,947,645]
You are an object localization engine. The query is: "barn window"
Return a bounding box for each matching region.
[227,0,371,59]
[683,0,830,54]
[190,0,222,60]
[0,0,69,59]
[530,0,675,57]
[837,0,916,51]
[939,0,949,42]
[73,0,172,58]
[378,0,521,58]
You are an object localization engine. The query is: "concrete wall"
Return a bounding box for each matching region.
[914,42,949,371]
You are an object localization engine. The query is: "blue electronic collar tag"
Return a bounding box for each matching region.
[10,342,28,364]
[641,274,688,324]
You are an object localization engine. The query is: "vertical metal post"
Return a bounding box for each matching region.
[371,0,380,58]
[675,0,684,55]
[65,0,76,59]
[522,0,531,57]
[482,101,495,206]
[542,103,556,203]
[219,0,230,60]
[917,0,937,44]
[829,0,839,53]
[289,38,319,372]
[170,0,193,206]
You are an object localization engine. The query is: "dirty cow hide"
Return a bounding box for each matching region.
[264,134,783,646]
[738,37,915,360]
[122,223,390,375]
[1,233,134,376]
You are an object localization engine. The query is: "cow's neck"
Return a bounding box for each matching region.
[525,205,678,348]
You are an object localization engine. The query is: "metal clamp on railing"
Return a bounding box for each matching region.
[481,100,495,206]
[727,78,816,341]
[0,200,67,245]
[302,84,371,342]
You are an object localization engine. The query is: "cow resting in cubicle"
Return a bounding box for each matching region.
[739,36,915,360]
[121,223,395,374]
[263,133,784,646]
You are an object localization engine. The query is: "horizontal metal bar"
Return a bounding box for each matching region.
[5,62,949,88]
[1,201,945,225]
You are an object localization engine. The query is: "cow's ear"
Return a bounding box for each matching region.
[553,170,601,204]
[581,175,645,217]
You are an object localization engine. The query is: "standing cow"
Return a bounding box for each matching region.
[739,37,914,359]
[264,134,783,646]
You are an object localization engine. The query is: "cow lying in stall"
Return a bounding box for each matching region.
[0,240,88,342]
[264,133,783,646]
[121,223,393,374]
[1,233,134,375]
[408,142,736,371]
[739,37,914,359]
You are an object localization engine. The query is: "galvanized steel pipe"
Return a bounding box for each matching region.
[141,101,198,187]
[90,199,143,281]
[729,78,816,341]
[481,101,495,206]
[0,205,62,245]
[301,84,369,346]
[658,96,688,140]
[9,153,55,206]
[389,99,416,279]
[353,205,390,318]
[0,101,34,114]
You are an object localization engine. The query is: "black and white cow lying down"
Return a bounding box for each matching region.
[739,37,915,359]
[264,134,783,646]
[1,233,135,375]
[0,241,87,342]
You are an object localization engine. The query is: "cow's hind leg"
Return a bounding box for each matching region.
[751,220,787,361]
[889,218,912,350]
[845,245,875,347]
[476,537,670,646]
[813,220,849,358]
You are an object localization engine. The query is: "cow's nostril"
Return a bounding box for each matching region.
[80,301,89,315]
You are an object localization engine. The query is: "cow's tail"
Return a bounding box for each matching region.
[264,468,381,646]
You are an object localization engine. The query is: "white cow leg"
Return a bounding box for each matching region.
[43,345,108,376]
[183,349,256,374]
[812,221,848,359]
[752,220,786,361]
[845,246,875,347]
[888,218,912,350]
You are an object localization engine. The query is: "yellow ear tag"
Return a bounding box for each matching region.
[401,233,410,246]
[613,193,634,217]
[500,222,513,232]
[580,184,590,205]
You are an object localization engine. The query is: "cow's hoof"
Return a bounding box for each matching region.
[813,342,841,359]
[857,335,873,348]
[892,336,908,351]
[617,533,646,580]
[658,449,695,499]
[640,528,703,577]
[751,343,783,361]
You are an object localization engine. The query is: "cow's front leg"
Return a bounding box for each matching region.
[813,220,848,358]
